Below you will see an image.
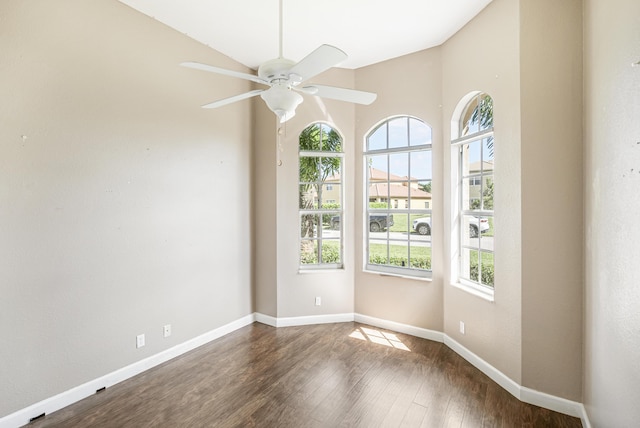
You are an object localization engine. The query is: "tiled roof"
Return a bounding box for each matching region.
[369,183,431,199]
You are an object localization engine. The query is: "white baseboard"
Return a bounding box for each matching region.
[578,403,592,428]
[254,312,278,327]
[444,335,522,399]
[444,335,587,423]
[255,312,354,327]
[1,312,591,428]
[0,313,256,428]
[354,313,445,343]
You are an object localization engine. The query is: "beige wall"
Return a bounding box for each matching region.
[354,48,444,330]
[442,0,523,384]
[520,0,583,401]
[253,96,278,317]
[0,0,254,417]
[584,0,640,424]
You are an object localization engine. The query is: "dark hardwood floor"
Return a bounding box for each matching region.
[27,322,582,427]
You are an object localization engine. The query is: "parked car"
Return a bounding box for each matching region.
[412,216,489,237]
[331,214,394,232]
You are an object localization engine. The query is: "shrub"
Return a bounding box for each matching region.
[300,243,341,264]
[369,254,431,270]
[470,261,494,286]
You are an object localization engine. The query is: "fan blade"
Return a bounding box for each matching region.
[181,62,268,86]
[288,45,347,82]
[301,84,377,105]
[201,89,266,109]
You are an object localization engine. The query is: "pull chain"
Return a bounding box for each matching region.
[277,116,285,166]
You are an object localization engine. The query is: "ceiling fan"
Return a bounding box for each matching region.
[180,0,377,123]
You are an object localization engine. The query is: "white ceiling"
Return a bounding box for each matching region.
[118,0,492,70]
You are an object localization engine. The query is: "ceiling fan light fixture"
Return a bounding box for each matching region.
[261,85,303,123]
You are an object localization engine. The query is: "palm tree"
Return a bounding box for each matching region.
[470,94,494,156]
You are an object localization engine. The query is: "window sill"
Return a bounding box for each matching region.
[363,269,432,283]
[298,267,345,274]
[450,281,495,302]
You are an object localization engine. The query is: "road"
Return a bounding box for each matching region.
[321,229,494,251]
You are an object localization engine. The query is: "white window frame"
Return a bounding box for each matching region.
[364,116,433,279]
[451,93,495,297]
[298,123,344,270]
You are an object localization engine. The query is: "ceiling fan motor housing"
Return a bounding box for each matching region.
[258,58,298,84]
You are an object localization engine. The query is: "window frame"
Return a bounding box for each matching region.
[363,116,433,280]
[298,123,344,270]
[451,93,495,296]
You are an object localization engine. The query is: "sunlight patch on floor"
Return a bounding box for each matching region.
[349,326,411,351]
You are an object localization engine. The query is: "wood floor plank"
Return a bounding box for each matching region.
[25,322,582,428]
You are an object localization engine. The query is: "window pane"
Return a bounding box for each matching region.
[319,183,341,207]
[460,98,479,137]
[478,217,493,251]
[462,140,482,176]
[388,117,409,149]
[300,214,319,239]
[477,95,493,132]
[389,152,408,179]
[461,247,477,280]
[299,185,315,209]
[462,178,481,211]
[299,156,319,182]
[411,214,431,236]
[409,242,431,270]
[300,239,317,264]
[483,137,494,163]
[368,154,389,209]
[299,125,322,151]
[388,183,409,206]
[480,251,495,287]
[462,215,482,246]
[410,118,432,146]
[368,123,387,151]
[410,151,431,180]
[369,239,389,265]
[482,176,494,210]
[368,155,388,182]
[329,214,341,230]
[388,242,409,268]
[320,124,342,151]
[321,240,341,264]
[369,213,393,233]
[320,157,341,182]
[393,213,411,235]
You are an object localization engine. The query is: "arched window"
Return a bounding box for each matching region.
[299,123,343,269]
[452,93,495,291]
[364,116,433,278]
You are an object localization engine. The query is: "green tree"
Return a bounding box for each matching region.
[419,182,432,194]
[470,94,494,156]
[483,178,494,210]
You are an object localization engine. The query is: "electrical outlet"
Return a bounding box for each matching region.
[459,321,465,335]
[315,296,321,306]
[136,334,145,348]
[163,324,171,338]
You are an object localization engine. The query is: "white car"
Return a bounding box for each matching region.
[412,217,490,237]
